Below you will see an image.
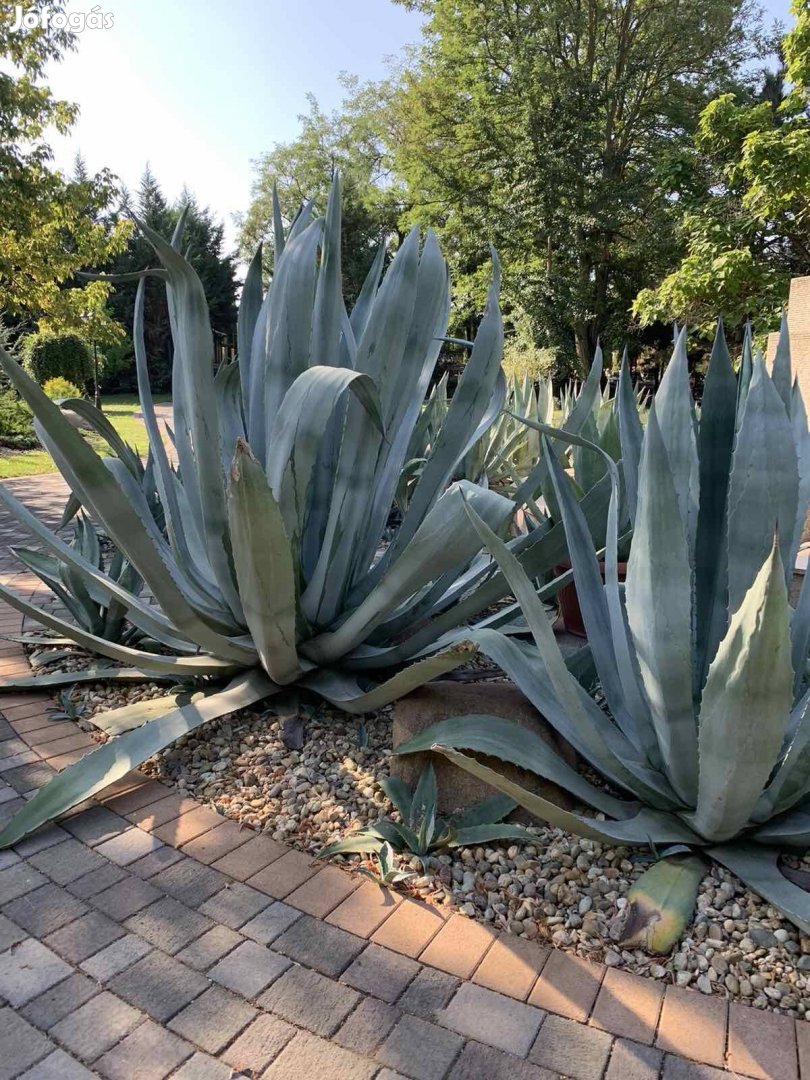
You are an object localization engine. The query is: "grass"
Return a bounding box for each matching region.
[0,395,170,479]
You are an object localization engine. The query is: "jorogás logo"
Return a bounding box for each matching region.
[9,5,114,32]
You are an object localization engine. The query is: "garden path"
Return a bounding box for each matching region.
[0,471,804,1080]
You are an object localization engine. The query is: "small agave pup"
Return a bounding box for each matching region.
[397,322,810,941]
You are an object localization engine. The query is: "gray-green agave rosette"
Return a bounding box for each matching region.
[397,322,810,935]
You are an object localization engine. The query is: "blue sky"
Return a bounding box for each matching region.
[46,0,794,251]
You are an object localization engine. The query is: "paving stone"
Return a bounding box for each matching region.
[273,912,365,976]
[80,935,153,982]
[335,997,401,1056]
[20,972,99,1030]
[152,805,223,845]
[27,839,106,885]
[0,797,26,827]
[264,1030,378,1080]
[175,925,243,971]
[0,736,28,760]
[95,827,164,866]
[61,805,127,847]
[3,883,87,937]
[448,1041,558,1080]
[798,1021,810,1078]
[472,935,548,1001]
[0,911,26,952]
[167,985,257,1054]
[126,793,199,831]
[124,896,214,955]
[661,1058,730,1080]
[342,944,420,1003]
[376,1072,409,1080]
[605,1038,664,1080]
[44,910,124,964]
[14,825,70,857]
[377,1014,464,1080]
[0,1007,52,1080]
[17,1047,96,1079]
[0,847,20,869]
[127,845,184,878]
[285,865,359,918]
[95,1019,194,1080]
[726,999,798,1080]
[49,991,142,1062]
[220,1012,296,1074]
[210,833,287,880]
[397,965,461,1020]
[150,858,228,907]
[171,1052,233,1080]
[246,848,318,898]
[419,914,496,980]
[2,761,55,793]
[91,876,163,920]
[198,881,269,927]
[528,949,604,1023]
[108,950,208,1022]
[439,982,544,1057]
[208,939,289,997]
[530,1014,613,1079]
[590,966,664,1045]
[103,781,169,815]
[180,819,252,865]
[326,879,403,937]
[66,863,128,900]
[0,862,48,904]
[0,938,72,1005]
[372,898,447,958]
[655,985,727,1068]
[240,900,301,944]
[258,964,361,1036]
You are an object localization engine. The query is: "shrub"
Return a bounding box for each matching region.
[0,391,37,449]
[43,377,83,401]
[20,331,92,389]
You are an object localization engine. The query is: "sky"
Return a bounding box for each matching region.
[45,0,425,249]
[43,0,794,254]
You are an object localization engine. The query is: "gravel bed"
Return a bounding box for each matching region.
[17,644,810,1019]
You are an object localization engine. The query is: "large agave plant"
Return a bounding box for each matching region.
[0,177,613,847]
[397,323,810,937]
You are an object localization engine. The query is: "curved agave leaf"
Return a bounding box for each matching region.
[0,667,172,692]
[449,823,534,847]
[709,844,810,934]
[620,853,705,954]
[0,669,277,848]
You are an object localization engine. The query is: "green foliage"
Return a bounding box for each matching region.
[47,688,85,722]
[21,330,91,388]
[0,391,37,449]
[392,0,766,368]
[501,338,556,384]
[319,763,529,867]
[635,4,810,334]
[43,377,82,400]
[401,323,810,933]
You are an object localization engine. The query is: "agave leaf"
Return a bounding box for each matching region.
[301,641,478,714]
[772,312,793,413]
[694,322,738,689]
[318,833,391,859]
[311,172,346,368]
[449,823,534,846]
[58,399,142,477]
[616,351,643,525]
[227,441,300,685]
[238,244,264,404]
[691,542,792,842]
[653,328,699,554]
[620,853,705,954]
[0,670,276,848]
[379,776,413,821]
[410,764,438,831]
[434,745,701,846]
[0,667,169,693]
[727,356,798,614]
[0,583,240,678]
[752,806,810,847]
[625,407,697,805]
[709,844,810,934]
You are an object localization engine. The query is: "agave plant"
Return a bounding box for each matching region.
[397,322,810,939]
[319,762,530,868]
[0,176,615,848]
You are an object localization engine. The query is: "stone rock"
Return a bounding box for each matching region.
[391,682,577,819]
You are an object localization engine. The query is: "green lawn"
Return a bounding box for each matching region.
[0,395,170,479]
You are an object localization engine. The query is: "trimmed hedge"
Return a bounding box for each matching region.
[21,331,92,389]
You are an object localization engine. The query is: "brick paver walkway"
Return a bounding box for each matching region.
[0,470,805,1080]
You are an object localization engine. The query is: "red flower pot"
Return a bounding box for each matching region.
[555,561,628,638]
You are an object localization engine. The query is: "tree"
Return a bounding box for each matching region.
[239,78,405,302]
[104,168,238,392]
[634,0,810,336]
[392,0,768,370]
[0,1,129,336]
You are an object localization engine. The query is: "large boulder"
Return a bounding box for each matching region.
[391,681,577,821]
